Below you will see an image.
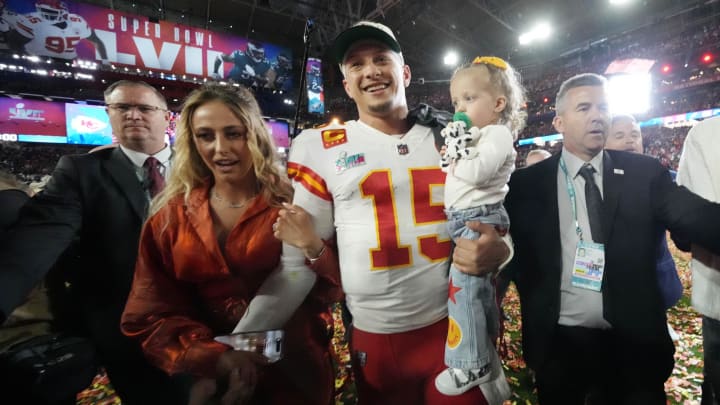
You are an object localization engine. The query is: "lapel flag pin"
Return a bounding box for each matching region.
[614,169,624,175]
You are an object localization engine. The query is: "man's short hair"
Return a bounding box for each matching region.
[103,80,168,108]
[611,113,637,127]
[525,149,552,166]
[555,73,607,114]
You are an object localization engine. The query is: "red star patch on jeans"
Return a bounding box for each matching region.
[448,276,462,304]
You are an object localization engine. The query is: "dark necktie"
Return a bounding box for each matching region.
[578,164,604,243]
[143,157,165,198]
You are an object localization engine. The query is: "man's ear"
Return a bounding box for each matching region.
[403,65,411,88]
[552,115,563,133]
[342,79,354,100]
[494,96,507,113]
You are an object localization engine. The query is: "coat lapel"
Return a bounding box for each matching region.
[602,152,622,242]
[103,147,147,219]
[542,155,563,272]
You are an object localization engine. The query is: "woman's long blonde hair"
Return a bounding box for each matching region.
[150,83,292,219]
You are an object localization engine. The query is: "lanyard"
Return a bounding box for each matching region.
[559,158,585,241]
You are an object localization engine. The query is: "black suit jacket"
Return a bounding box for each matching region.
[505,150,720,371]
[0,147,186,403]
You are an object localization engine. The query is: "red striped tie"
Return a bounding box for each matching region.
[143,157,165,198]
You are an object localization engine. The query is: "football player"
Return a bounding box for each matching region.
[0,0,19,47]
[266,53,292,91]
[282,21,511,405]
[307,63,323,93]
[212,41,271,87]
[7,0,108,61]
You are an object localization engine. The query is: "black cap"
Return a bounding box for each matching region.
[331,21,402,64]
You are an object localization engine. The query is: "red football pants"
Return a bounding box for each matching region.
[351,317,488,405]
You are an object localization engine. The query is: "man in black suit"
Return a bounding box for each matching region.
[503,73,720,404]
[0,80,188,403]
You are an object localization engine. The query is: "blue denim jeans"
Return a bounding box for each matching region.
[656,235,682,309]
[703,316,720,405]
[444,202,508,369]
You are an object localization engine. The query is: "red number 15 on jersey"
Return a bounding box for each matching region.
[360,167,451,270]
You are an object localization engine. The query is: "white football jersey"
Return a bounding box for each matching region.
[14,12,91,59]
[287,120,452,333]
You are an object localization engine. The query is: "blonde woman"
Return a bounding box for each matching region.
[121,83,339,404]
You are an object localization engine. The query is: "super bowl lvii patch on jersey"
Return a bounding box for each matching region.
[335,151,366,173]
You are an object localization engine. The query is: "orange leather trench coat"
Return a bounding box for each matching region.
[121,184,340,404]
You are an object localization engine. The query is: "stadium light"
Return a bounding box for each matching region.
[609,0,634,5]
[443,51,459,66]
[607,73,652,115]
[519,22,552,46]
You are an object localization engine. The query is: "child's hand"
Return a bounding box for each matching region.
[439,145,452,172]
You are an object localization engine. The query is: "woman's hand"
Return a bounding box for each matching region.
[194,350,268,405]
[188,378,217,405]
[273,203,324,260]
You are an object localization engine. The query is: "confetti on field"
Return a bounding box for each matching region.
[75,237,704,404]
[486,238,703,404]
[329,238,704,404]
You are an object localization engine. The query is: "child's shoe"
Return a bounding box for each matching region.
[435,365,492,396]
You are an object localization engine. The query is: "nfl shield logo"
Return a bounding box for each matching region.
[397,144,409,155]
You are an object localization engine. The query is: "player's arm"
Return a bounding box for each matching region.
[86,30,108,62]
[252,61,271,85]
[264,67,278,88]
[284,134,340,291]
[213,52,237,76]
[212,53,232,79]
[213,54,225,75]
[4,29,28,50]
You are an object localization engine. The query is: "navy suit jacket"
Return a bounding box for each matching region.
[505,150,720,371]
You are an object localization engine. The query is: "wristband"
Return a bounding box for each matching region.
[307,245,326,264]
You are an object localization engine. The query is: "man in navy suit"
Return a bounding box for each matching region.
[0,80,188,404]
[502,73,720,404]
[605,113,683,313]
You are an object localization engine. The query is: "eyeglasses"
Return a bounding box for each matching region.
[106,103,167,114]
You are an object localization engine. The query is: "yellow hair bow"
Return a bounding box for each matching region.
[472,56,508,70]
